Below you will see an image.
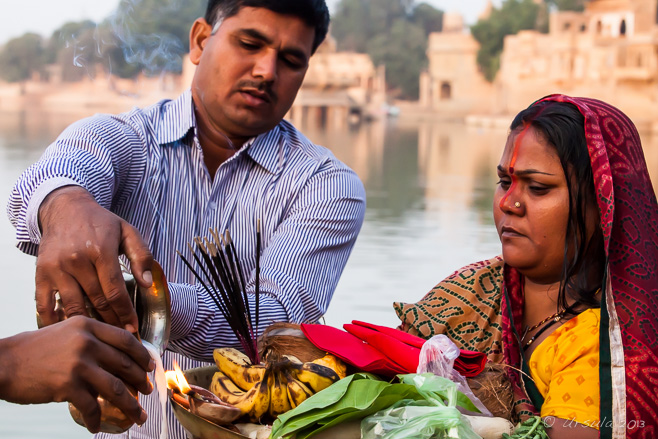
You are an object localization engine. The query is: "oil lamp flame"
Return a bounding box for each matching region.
[165,361,191,394]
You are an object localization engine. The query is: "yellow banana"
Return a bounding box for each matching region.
[209,348,343,420]
[312,354,347,379]
[296,362,340,393]
[210,370,246,405]
[211,369,271,422]
[268,369,292,418]
[284,369,314,408]
[213,347,266,391]
[243,370,272,422]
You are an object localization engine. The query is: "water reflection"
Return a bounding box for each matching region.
[302,119,508,328]
[0,109,657,438]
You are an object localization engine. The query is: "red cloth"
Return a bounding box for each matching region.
[300,323,407,376]
[344,323,420,372]
[301,320,487,378]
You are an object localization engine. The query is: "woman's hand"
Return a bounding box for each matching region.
[0,316,154,433]
[36,186,154,331]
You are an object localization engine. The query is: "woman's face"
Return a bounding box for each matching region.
[493,126,570,284]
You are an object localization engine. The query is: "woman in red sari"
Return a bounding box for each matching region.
[395,95,658,439]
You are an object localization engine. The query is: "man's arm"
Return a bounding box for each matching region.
[168,164,366,361]
[7,116,153,330]
[0,316,154,433]
[35,186,153,330]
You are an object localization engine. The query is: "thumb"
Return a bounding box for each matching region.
[119,222,154,288]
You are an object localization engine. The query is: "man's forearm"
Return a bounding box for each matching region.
[38,185,93,233]
[0,335,19,402]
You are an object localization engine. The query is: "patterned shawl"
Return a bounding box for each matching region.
[395,95,658,439]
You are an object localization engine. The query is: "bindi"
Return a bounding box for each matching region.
[499,122,531,209]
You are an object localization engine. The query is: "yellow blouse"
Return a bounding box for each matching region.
[528,308,600,430]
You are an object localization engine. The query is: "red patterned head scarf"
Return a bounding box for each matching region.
[500,95,658,439]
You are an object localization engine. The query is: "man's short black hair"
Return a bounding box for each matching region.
[205,0,330,53]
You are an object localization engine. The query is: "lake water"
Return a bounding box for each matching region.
[0,107,656,438]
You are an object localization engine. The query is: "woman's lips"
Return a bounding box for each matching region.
[500,226,524,238]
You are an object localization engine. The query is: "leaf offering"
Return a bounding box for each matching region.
[502,416,551,439]
[271,373,481,439]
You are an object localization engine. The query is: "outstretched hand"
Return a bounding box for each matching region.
[36,186,154,331]
[0,317,155,433]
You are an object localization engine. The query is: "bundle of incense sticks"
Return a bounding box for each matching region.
[177,222,261,364]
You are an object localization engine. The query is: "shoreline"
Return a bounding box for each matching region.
[3,77,658,135]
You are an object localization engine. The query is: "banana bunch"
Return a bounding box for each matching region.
[210,347,346,421]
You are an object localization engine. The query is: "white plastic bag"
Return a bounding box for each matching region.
[417,334,492,417]
[361,374,482,439]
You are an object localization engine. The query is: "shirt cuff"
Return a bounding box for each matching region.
[25,178,83,243]
[168,282,198,340]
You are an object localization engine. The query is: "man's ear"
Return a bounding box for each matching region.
[189,18,213,66]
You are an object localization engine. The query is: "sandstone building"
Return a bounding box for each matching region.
[287,36,387,130]
[420,0,658,128]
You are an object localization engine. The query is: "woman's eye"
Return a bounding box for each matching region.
[497,179,511,189]
[529,185,549,194]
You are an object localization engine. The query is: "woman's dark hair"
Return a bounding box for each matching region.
[510,101,605,311]
[204,0,330,54]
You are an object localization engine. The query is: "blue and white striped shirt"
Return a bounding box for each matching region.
[7,90,366,438]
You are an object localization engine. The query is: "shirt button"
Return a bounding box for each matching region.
[208,201,217,210]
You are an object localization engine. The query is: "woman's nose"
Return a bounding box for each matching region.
[498,186,524,214]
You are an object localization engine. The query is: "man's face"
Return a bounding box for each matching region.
[189,7,315,142]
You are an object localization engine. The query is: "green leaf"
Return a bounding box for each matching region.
[271,372,483,439]
[296,388,421,439]
[503,416,551,439]
[271,373,392,439]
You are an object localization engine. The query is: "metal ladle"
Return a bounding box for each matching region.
[37,260,171,433]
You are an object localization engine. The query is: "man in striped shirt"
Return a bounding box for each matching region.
[7,0,366,438]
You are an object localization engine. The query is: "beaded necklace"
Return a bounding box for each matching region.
[521,310,567,349]
[521,288,600,349]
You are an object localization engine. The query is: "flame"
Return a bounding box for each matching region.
[165,361,191,394]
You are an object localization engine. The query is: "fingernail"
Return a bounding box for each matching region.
[138,409,147,425]
[125,324,137,334]
[142,270,153,284]
[148,359,156,372]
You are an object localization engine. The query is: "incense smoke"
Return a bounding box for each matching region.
[63,0,189,78]
[108,0,186,76]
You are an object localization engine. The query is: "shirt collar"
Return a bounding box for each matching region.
[156,89,287,175]
[246,125,287,175]
[154,89,196,145]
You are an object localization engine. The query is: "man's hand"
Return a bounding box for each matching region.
[0,317,155,433]
[36,186,153,331]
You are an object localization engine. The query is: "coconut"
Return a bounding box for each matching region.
[467,363,515,421]
[258,322,327,363]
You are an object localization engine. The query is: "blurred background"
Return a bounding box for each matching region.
[1,0,657,437]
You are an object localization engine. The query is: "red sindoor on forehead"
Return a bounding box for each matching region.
[499,122,531,209]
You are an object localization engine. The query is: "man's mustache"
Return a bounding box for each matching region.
[235,80,277,103]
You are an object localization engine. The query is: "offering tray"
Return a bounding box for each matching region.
[170,366,249,439]
[171,366,361,439]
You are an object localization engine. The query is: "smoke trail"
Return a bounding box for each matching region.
[106,0,189,76]
[60,0,198,78]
